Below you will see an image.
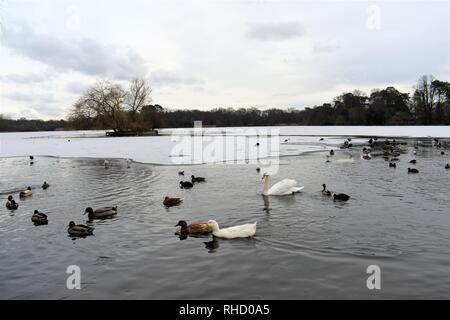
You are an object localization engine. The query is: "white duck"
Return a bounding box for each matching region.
[262,173,304,196]
[207,220,257,239]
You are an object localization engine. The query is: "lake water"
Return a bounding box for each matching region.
[0,127,449,299]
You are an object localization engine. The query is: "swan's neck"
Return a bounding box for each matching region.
[263,176,270,195]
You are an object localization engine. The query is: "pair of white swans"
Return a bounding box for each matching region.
[261,173,304,196]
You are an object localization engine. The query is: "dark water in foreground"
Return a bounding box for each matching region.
[0,145,449,299]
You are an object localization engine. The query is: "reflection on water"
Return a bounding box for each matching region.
[0,143,450,299]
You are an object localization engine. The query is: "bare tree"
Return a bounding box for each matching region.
[414,75,437,124]
[80,80,127,131]
[125,78,152,117]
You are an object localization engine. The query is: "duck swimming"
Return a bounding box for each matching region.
[445,164,450,169]
[207,220,257,239]
[389,162,396,168]
[175,220,211,235]
[164,197,182,207]
[6,195,19,210]
[42,181,50,189]
[68,221,94,237]
[84,207,117,222]
[322,184,332,196]
[333,193,350,201]
[19,187,32,198]
[180,181,194,189]
[191,175,206,183]
[104,160,109,169]
[409,160,417,164]
[31,210,48,225]
[330,150,335,156]
[408,168,419,174]
[178,171,184,176]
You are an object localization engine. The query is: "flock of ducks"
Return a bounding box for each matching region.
[4,136,449,240]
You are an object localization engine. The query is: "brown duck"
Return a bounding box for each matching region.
[164,197,182,207]
[175,220,211,235]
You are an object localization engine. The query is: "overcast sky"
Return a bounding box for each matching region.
[0,0,449,120]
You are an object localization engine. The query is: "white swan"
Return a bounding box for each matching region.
[207,220,257,239]
[262,173,304,196]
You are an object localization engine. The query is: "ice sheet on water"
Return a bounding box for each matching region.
[0,126,448,165]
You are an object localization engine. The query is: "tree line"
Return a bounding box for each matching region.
[0,75,449,132]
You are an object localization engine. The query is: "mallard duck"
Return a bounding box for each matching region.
[164,197,182,207]
[409,160,417,164]
[322,184,332,196]
[191,175,206,183]
[19,187,32,198]
[319,138,324,141]
[333,193,350,201]
[389,162,396,168]
[6,195,19,210]
[441,151,445,155]
[445,164,450,169]
[180,181,193,189]
[175,220,211,235]
[390,158,399,162]
[84,206,117,222]
[362,154,372,160]
[330,150,335,156]
[178,171,184,176]
[408,168,419,174]
[31,210,48,225]
[207,220,257,239]
[68,221,94,237]
[42,181,50,189]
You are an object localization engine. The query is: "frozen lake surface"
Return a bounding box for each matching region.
[1,126,449,165]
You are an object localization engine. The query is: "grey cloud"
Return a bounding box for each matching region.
[150,70,204,86]
[247,22,305,41]
[2,92,56,104]
[0,72,53,84]
[3,24,148,80]
[65,81,89,94]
